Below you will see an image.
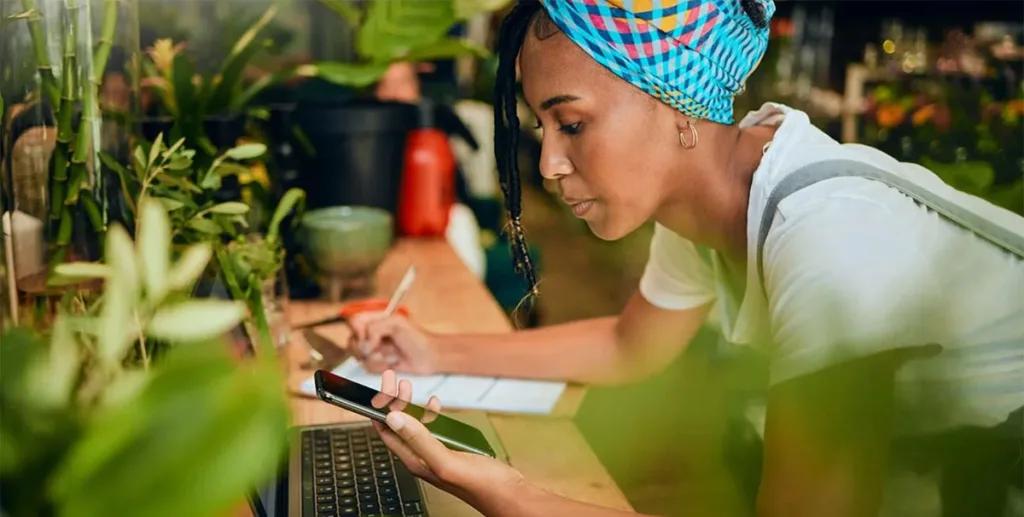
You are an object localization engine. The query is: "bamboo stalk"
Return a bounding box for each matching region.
[20,0,60,109]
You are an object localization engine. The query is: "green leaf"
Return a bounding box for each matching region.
[223,143,266,161]
[188,218,223,235]
[138,198,171,302]
[207,202,250,215]
[148,132,164,168]
[295,62,390,88]
[24,315,81,410]
[99,152,132,181]
[165,155,193,171]
[207,5,279,111]
[320,0,362,26]
[156,197,185,211]
[98,225,139,365]
[358,0,456,62]
[52,345,289,517]
[161,137,186,160]
[166,244,213,292]
[133,146,148,180]
[147,300,246,342]
[400,37,489,61]
[266,188,305,245]
[100,370,149,409]
[171,52,197,120]
[453,0,512,19]
[53,262,112,279]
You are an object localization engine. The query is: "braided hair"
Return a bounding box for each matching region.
[493,0,543,315]
[492,0,768,315]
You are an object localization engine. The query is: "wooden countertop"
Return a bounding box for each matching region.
[282,238,633,515]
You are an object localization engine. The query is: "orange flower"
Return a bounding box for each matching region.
[912,104,936,126]
[876,104,907,128]
[1006,99,1024,118]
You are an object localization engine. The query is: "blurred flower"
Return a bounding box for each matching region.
[912,104,935,126]
[146,39,186,75]
[876,104,907,128]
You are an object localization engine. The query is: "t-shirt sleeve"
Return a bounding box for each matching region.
[638,223,717,310]
[762,183,944,385]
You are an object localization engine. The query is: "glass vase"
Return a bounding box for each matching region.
[0,0,140,314]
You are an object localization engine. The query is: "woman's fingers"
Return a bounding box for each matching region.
[384,412,455,480]
[423,395,442,424]
[391,379,412,413]
[371,369,398,409]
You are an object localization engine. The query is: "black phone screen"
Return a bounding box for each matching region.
[314,370,496,458]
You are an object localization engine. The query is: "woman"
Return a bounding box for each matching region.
[356,1,1024,516]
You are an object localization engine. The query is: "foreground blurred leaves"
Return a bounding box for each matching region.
[0,195,290,517]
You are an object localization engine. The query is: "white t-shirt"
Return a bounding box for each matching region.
[639,102,1024,434]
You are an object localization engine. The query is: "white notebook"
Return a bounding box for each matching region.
[300,358,567,415]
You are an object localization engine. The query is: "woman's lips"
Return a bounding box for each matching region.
[571,200,595,217]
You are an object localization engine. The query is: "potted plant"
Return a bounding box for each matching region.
[1,0,140,300]
[136,4,280,204]
[0,194,291,517]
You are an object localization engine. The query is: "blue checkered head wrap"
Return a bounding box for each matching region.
[540,0,775,124]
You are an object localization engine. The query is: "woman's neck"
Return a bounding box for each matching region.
[657,124,776,261]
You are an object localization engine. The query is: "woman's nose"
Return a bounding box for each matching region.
[538,142,572,180]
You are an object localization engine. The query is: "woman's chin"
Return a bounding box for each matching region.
[585,218,629,242]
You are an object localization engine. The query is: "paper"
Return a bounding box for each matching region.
[300,358,567,415]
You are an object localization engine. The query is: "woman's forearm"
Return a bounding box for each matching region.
[484,483,657,517]
[433,316,627,384]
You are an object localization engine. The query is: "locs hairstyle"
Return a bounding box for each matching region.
[492,0,769,308]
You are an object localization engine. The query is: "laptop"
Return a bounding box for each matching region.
[192,273,439,516]
[249,422,432,516]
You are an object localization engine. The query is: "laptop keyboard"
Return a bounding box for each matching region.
[302,425,428,517]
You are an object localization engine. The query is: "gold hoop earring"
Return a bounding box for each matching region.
[679,120,698,149]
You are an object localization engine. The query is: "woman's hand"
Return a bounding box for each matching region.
[349,313,439,375]
[371,370,528,515]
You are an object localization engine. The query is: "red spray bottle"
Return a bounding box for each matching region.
[397,101,456,237]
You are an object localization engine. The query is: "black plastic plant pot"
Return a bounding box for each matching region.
[292,99,419,216]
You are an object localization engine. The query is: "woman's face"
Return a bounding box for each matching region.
[518,16,686,241]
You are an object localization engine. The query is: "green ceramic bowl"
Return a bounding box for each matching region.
[300,206,394,277]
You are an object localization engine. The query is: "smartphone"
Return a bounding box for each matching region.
[313,370,497,458]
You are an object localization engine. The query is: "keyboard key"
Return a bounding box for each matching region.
[357,483,376,493]
[357,475,373,484]
[315,486,334,495]
[335,462,352,471]
[359,502,380,513]
[356,460,371,468]
[381,495,400,505]
[316,476,333,486]
[378,478,394,487]
[316,494,334,503]
[358,492,377,503]
[374,462,390,470]
[354,452,370,459]
[335,478,354,488]
[339,507,357,515]
[336,471,353,479]
[316,503,335,513]
[315,461,332,469]
[338,487,356,497]
[316,468,332,477]
[403,502,424,514]
[384,503,402,514]
[338,496,356,506]
[375,469,392,478]
[356,468,372,476]
[379,487,397,497]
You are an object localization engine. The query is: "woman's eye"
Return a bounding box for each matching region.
[559,122,582,135]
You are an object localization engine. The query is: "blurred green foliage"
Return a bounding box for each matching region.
[0,195,291,517]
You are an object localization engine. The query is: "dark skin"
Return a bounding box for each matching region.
[519,19,899,517]
[365,13,902,517]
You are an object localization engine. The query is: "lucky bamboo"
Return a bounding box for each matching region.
[20,0,60,109]
[18,0,119,272]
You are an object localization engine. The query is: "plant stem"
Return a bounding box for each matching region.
[20,0,60,109]
[134,309,149,370]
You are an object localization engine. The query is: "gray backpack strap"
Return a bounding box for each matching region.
[756,159,1024,296]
